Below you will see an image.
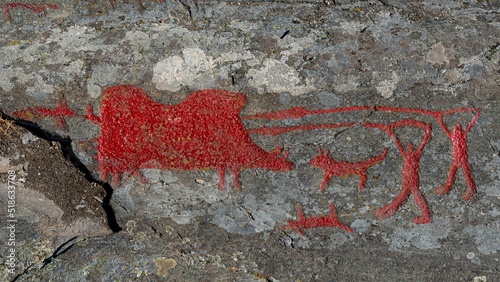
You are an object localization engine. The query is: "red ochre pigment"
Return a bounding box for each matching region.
[13,97,74,130]
[374,106,480,200]
[13,85,481,227]
[86,85,294,189]
[364,119,432,224]
[3,3,58,20]
[310,147,388,191]
[283,203,353,235]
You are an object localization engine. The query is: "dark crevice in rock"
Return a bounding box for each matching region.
[2,112,122,232]
[41,236,82,269]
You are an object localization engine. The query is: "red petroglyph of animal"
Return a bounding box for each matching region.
[3,3,58,21]
[282,203,353,235]
[310,147,388,191]
[11,84,482,227]
[85,85,294,189]
[13,97,74,130]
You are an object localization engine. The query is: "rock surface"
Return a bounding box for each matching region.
[1,0,499,281]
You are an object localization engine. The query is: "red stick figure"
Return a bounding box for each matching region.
[310,147,388,191]
[282,203,353,235]
[432,109,480,200]
[365,119,432,224]
[374,106,480,200]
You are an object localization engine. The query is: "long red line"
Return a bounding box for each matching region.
[247,122,356,136]
[242,106,373,120]
[374,105,476,117]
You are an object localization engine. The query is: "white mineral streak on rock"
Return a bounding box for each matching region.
[426,42,454,66]
[152,47,215,92]
[375,71,400,98]
[247,58,316,96]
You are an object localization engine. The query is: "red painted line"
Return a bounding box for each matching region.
[247,122,356,136]
[4,3,58,21]
[283,203,353,235]
[243,105,373,120]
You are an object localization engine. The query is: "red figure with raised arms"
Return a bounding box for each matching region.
[310,147,388,191]
[432,109,480,200]
[374,106,480,200]
[365,119,432,224]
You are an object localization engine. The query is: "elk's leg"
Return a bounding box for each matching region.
[217,167,226,191]
[320,174,331,191]
[358,172,368,191]
[131,170,148,184]
[228,166,242,191]
[111,173,121,187]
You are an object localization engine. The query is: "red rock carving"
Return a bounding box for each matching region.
[310,147,388,191]
[364,120,432,224]
[374,106,480,200]
[282,203,353,235]
[12,85,481,227]
[3,3,58,21]
[86,85,294,189]
[13,97,74,130]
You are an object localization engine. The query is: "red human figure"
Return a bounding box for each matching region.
[13,97,75,130]
[282,203,353,235]
[374,106,480,201]
[365,119,432,224]
[310,147,388,191]
[432,109,480,200]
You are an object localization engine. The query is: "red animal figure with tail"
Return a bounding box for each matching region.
[310,147,388,191]
[85,85,295,189]
[282,203,353,235]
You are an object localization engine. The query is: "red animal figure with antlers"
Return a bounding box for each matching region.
[310,147,388,191]
[15,85,295,190]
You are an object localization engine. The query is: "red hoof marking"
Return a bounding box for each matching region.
[283,203,353,235]
[310,147,387,191]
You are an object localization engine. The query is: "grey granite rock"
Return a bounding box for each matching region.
[1,0,499,281]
